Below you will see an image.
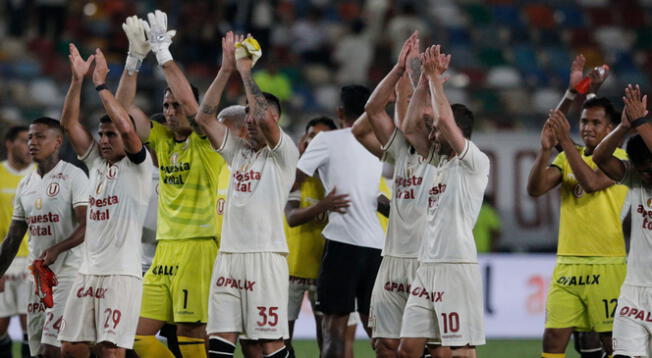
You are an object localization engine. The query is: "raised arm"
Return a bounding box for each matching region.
[41,206,86,266]
[351,113,383,158]
[116,15,151,140]
[61,43,95,157]
[0,220,28,276]
[196,32,240,150]
[394,72,413,127]
[144,10,200,133]
[548,109,615,193]
[401,74,432,157]
[93,49,143,154]
[236,37,281,147]
[285,187,350,227]
[594,120,629,182]
[527,119,562,196]
[624,84,652,150]
[365,32,417,145]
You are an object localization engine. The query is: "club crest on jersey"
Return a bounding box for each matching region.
[107,165,118,180]
[170,152,178,165]
[46,182,60,197]
[216,198,225,215]
[573,184,584,198]
[34,198,43,210]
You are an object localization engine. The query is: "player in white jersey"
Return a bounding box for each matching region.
[351,33,441,358]
[0,117,88,357]
[397,45,489,358]
[57,44,152,358]
[196,32,299,358]
[593,84,652,358]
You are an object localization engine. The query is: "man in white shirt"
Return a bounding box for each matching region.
[57,44,152,358]
[196,33,299,358]
[593,84,652,358]
[296,84,385,358]
[398,45,489,358]
[0,117,88,357]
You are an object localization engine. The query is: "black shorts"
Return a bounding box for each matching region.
[316,239,382,315]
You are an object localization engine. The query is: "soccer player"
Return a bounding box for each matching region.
[593,84,652,358]
[0,117,88,358]
[196,33,299,358]
[285,116,344,355]
[527,100,628,356]
[0,125,33,357]
[115,13,224,358]
[57,45,153,358]
[398,45,489,358]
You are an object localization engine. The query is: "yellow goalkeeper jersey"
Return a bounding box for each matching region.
[146,121,226,240]
[551,146,628,258]
[0,161,33,257]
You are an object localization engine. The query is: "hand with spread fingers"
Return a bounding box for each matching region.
[395,31,418,73]
[221,31,238,72]
[122,15,150,74]
[143,9,177,65]
[569,54,586,90]
[68,43,95,82]
[318,187,351,214]
[623,84,649,125]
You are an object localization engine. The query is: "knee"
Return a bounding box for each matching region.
[374,339,398,358]
[61,342,86,358]
[96,342,122,358]
[396,344,420,358]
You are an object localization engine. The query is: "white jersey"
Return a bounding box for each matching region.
[12,160,87,274]
[620,163,652,286]
[216,130,299,253]
[79,142,153,277]
[381,129,437,258]
[297,128,385,249]
[420,140,489,263]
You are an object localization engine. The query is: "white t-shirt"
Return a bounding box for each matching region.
[381,129,437,258]
[79,142,153,277]
[297,128,385,249]
[12,160,87,275]
[620,164,652,286]
[420,140,490,263]
[216,130,299,253]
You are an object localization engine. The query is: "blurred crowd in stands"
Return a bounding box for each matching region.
[1,0,652,141]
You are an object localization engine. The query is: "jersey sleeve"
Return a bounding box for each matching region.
[215,130,245,165]
[297,132,328,176]
[78,141,102,169]
[11,181,26,221]
[71,167,90,208]
[458,140,490,174]
[381,128,408,165]
[270,131,300,173]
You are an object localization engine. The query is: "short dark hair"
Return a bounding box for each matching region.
[451,104,474,139]
[582,97,620,126]
[4,125,28,143]
[150,113,166,123]
[263,92,282,117]
[31,117,63,134]
[99,114,112,124]
[340,85,371,121]
[627,134,652,167]
[164,85,200,103]
[305,116,338,133]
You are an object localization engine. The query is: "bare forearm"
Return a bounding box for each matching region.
[62,79,93,155]
[594,126,628,181]
[402,83,430,156]
[366,66,403,114]
[99,90,132,135]
[286,204,327,227]
[0,221,27,276]
[527,149,554,196]
[116,69,138,108]
[48,221,85,256]
[196,69,232,125]
[635,123,652,152]
[240,69,280,144]
[161,61,199,115]
[560,139,610,192]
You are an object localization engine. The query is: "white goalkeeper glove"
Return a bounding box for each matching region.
[143,10,177,66]
[122,15,150,74]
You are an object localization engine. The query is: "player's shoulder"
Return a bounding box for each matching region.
[58,161,86,176]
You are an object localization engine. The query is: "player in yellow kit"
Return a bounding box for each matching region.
[528,98,628,358]
[0,126,33,357]
[115,12,224,357]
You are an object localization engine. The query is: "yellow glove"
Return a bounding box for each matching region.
[235,36,262,67]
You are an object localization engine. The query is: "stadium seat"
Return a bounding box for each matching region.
[486,66,522,88]
[511,45,540,73]
[554,5,586,28]
[491,5,524,29]
[463,4,493,26]
[586,7,616,27]
[477,47,507,67]
[524,4,555,29]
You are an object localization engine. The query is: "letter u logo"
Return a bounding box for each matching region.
[47,183,60,197]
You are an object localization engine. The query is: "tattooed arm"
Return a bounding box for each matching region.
[0,220,28,277]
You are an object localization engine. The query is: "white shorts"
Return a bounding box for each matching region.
[0,257,29,317]
[58,274,143,349]
[288,276,318,321]
[400,263,485,347]
[26,272,76,355]
[613,284,652,357]
[207,252,289,340]
[369,256,419,338]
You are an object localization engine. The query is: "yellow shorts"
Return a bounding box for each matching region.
[140,238,218,324]
[545,258,626,332]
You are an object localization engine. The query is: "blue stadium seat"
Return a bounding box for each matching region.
[512,45,540,73]
[555,5,586,28]
[491,5,524,29]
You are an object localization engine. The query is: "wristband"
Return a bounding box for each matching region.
[95,83,108,92]
[632,117,651,128]
[155,49,173,66]
[586,92,597,100]
[563,89,577,101]
[125,54,143,75]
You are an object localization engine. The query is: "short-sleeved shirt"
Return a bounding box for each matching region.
[285,176,326,279]
[380,129,437,258]
[0,161,34,257]
[12,160,87,274]
[297,128,385,249]
[146,121,225,240]
[619,163,652,286]
[551,146,628,258]
[80,142,153,277]
[216,130,299,253]
[215,165,231,245]
[420,140,490,263]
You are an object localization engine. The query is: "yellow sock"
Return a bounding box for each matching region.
[178,336,207,358]
[133,335,175,358]
[541,354,565,358]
